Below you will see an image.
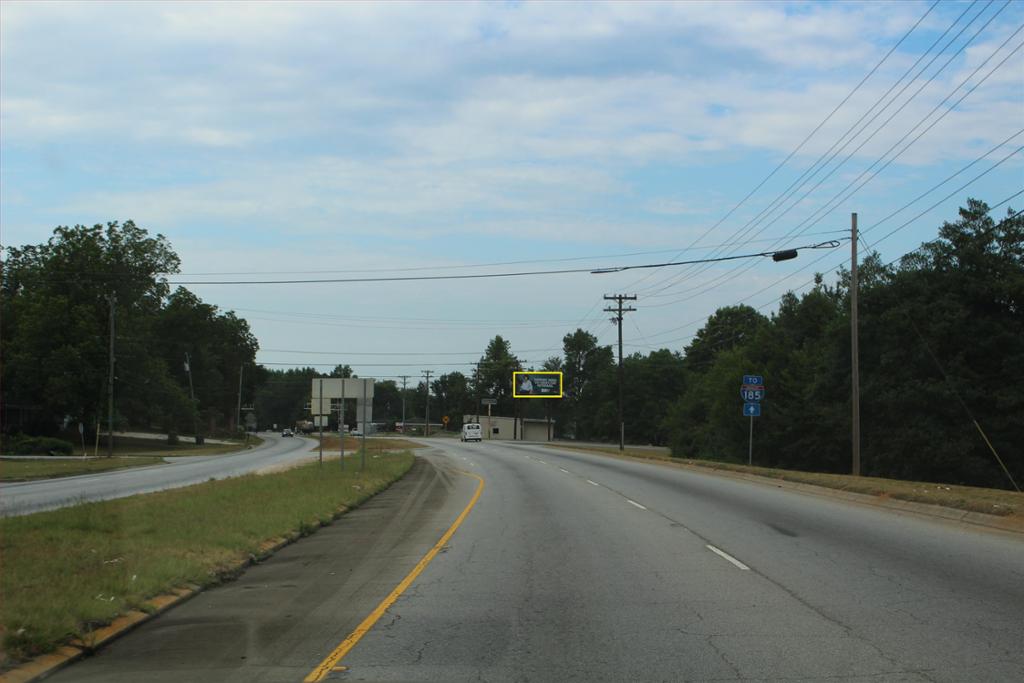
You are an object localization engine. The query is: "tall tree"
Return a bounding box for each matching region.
[476,336,521,416]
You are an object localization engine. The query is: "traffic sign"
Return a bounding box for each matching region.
[742,374,763,386]
[482,398,497,406]
[442,415,450,425]
[743,402,761,417]
[740,388,764,401]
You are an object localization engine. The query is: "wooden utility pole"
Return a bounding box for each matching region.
[851,213,861,477]
[398,375,409,433]
[422,370,433,436]
[603,294,637,451]
[185,352,201,445]
[235,363,244,434]
[106,293,116,458]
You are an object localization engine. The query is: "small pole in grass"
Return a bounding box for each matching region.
[340,378,346,470]
[361,378,367,472]
[318,378,324,467]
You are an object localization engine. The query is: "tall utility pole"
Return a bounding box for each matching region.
[851,213,861,477]
[422,370,433,436]
[604,294,637,451]
[106,293,116,458]
[474,363,481,423]
[184,352,201,445]
[398,375,410,432]
[236,363,244,434]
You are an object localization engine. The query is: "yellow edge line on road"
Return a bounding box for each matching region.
[304,469,485,682]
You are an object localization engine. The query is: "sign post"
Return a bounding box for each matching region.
[740,375,765,466]
[318,378,324,467]
[482,398,497,439]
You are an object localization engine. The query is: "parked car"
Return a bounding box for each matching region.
[350,428,363,437]
[461,423,482,442]
[281,428,293,437]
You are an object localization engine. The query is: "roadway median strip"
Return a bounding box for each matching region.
[304,470,485,682]
[0,451,415,678]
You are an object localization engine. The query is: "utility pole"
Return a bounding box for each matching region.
[339,378,345,469]
[851,213,861,477]
[398,375,409,433]
[361,378,368,471]
[474,363,481,423]
[106,293,116,458]
[422,370,433,437]
[236,363,244,435]
[604,294,636,451]
[184,352,201,445]
[318,378,324,466]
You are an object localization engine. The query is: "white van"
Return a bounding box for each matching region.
[461,423,482,442]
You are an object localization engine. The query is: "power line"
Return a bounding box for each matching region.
[638,17,1024,309]
[643,130,1019,309]
[625,0,972,296]
[635,3,1012,300]
[617,0,940,293]
[162,243,829,286]
[631,195,1023,349]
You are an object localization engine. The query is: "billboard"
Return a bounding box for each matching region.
[513,371,563,398]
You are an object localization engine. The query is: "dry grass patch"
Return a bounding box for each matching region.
[550,444,1022,518]
[0,451,414,666]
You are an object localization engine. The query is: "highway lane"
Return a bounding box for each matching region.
[342,439,1024,681]
[39,438,1024,681]
[0,433,319,516]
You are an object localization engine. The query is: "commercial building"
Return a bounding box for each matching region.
[461,415,554,442]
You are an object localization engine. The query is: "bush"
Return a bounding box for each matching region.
[2,435,75,456]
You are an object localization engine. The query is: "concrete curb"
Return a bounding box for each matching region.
[0,449,419,682]
[0,511,349,683]
[545,446,1023,535]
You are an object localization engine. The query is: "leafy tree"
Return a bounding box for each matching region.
[3,221,180,436]
[475,335,521,416]
[559,329,614,439]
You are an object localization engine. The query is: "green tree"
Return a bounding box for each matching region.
[475,336,521,416]
[2,221,180,436]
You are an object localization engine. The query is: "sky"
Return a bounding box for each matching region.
[2,0,1022,381]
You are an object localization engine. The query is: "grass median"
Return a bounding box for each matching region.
[549,444,1023,519]
[313,435,426,453]
[0,456,167,482]
[0,450,415,666]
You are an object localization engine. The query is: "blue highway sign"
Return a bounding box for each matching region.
[742,375,763,386]
[740,388,764,401]
[743,402,761,417]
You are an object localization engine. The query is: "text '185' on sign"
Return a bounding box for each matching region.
[513,371,563,398]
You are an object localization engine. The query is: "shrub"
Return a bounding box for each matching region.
[3,435,75,456]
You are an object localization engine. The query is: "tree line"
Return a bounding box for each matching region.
[2,222,259,443]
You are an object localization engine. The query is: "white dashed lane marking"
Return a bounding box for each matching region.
[706,544,750,570]
[586,480,600,486]
[626,499,647,510]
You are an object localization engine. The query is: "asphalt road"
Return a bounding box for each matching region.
[44,438,1024,682]
[0,433,318,516]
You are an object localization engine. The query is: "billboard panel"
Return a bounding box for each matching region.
[513,371,563,398]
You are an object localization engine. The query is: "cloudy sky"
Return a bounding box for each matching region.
[2,0,1022,379]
